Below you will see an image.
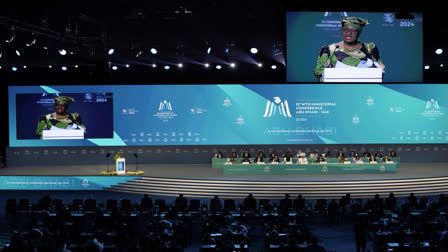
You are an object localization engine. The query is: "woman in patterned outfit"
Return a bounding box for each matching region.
[314,17,385,81]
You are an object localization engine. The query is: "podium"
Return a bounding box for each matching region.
[42,129,85,140]
[323,68,382,82]
[115,158,126,175]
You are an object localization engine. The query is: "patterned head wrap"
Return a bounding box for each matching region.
[54,96,75,104]
[341,17,369,31]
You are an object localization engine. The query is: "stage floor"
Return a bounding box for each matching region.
[1,163,448,181]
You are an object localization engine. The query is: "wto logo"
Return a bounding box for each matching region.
[159,100,173,111]
[263,97,292,118]
[81,179,90,187]
[384,13,395,23]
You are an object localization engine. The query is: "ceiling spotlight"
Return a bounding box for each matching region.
[61,66,67,71]
[152,64,156,68]
[424,65,430,70]
[435,49,443,55]
[108,48,115,55]
[12,67,17,71]
[207,47,212,54]
[75,65,79,68]
[216,65,222,70]
[0,52,2,58]
[271,65,277,70]
[5,29,16,43]
[204,63,210,68]
[164,65,170,70]
[178,63,183,68]
[15,50,21,56]
[250,48,258,54]
[58,49,67,56]
[136,51,142,57]
[26,38,37,47]
[125,64,130,68]
[230,63,236,68]
[48,65,52,68]
[257,63,263,67]
[150,48,158,55]
[23,65,27,69]
[441,64,444,67]
[111,66,118,70]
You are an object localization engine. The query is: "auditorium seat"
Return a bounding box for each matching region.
[224,199,237,212]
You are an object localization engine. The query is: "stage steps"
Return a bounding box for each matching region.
[105,176,448,199]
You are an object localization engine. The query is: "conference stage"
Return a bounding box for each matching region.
[1,162,448,200]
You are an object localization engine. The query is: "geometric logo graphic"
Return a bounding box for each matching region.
[321,166,328,173]
[264,166,271,173]
[263,97,292,118]
[379,165,386,172]
[384,13,395,23]
[426,98,439,110]
[158,100,173,111]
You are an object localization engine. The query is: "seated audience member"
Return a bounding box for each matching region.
[315,154,326,163]
[174,194,188,212]
[309,151,318,159]
[298,156,308,164]
[243,194,257,212]
[389,150,397,157]
[215,151,224,158]
[374,151,382,158]
[241,150,250,159]
[269,154,281,163]
[241,156,251,164]
[254,153,264,163]
[368,154,377,163]
[210,195,222,212]
[336,150,344,159]
[381,154,390,163]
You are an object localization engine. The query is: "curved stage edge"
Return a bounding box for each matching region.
[1,163,448,199]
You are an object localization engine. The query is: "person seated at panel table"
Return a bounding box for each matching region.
[315,154,326,163]
[338,154,347,163]
[284,155,293,164]
[309,151,318,159]
[269,151,276,159]
[389,150,398,157]
[362,151,371,158]
[226,157,236,164]
[241,156,251,164]
[254,153,264,164]
[215,151,224,159]
[353,155,363,163]
[336,150,345,159]
[381,154,390,163]
[269,154,281,163]
[257,150,266,158]
[349,151,357,158]
[368,154,377,163]
[241,150,251,159]
[374,151,382,158]
[230,152,238,159]
[298,156,309,164]
[296,150,306,158]
[324,151,331,158]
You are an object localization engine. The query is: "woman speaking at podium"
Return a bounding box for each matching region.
[314,17,385,81]
[35,96,86,138]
